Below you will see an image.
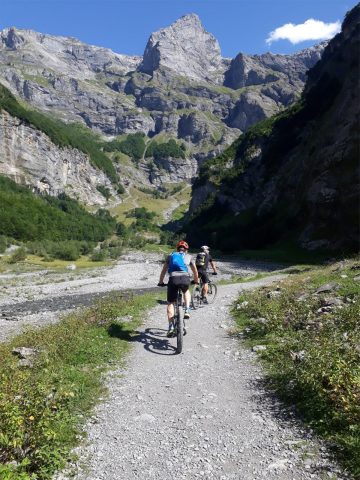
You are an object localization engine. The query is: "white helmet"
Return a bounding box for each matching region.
[200,245,209,252]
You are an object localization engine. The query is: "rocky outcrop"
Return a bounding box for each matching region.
[0,110,113,205]
[139,14,226,84]
[187,5,360,252]
[224,44,325,90]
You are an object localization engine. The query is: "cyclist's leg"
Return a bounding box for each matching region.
[201,271,210,299]
[198,270,206,297]
[167,302,175,322]
[178,276,191,319]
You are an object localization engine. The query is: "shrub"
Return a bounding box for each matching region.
[91,250,107,262]
[7,247,27,264]
[116,222,127,237]
[52,243,80,261]
[0,235,7,253]
[103,133,146,160]
[117,184,125,195]
[96,185,111,200]
[145,139,185,160]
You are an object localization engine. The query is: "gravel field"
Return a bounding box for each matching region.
[55,278,345,480]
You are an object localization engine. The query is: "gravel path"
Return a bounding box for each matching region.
[60,278,345,480]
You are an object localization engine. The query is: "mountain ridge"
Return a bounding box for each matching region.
[185,4,360,252]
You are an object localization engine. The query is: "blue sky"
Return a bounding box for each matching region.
[0,0,355,58]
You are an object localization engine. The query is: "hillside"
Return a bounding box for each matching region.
[0,174,115,242]
[185,4,360,253]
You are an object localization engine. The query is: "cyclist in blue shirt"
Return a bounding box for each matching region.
[158,240,199,337]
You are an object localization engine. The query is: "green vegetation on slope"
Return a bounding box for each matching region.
[0,83,117,182]
[102,132,146,161]
[233,257,360,477]
[145,138,185,160]
[0,175,116,242]
[0,293,157,479]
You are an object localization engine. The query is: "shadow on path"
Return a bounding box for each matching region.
[108,324,177,356]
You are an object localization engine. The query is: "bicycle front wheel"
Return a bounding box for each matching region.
[207,282,218,304]
[191,285,201,310]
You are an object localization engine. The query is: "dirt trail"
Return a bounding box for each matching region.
[59,278,345,480]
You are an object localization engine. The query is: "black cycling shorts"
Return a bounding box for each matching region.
[198,269,210,284]
[167,275,190,303]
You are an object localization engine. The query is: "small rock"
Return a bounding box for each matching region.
[252,345,267,352]
[353,275,360,282]
[321,297,343,307]
[267,290,281,298]
[290,350,306,362]
[315,282,340,294]
[12,347,41,367]
[251,317,268,324]
[66,264,77,271]
[135,413,155,423]
[236,301,249,309]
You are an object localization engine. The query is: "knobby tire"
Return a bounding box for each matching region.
[175,290,183,354]
[191,285,201,310]
[207,282,218,304]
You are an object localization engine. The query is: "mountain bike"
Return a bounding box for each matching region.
[158,283,186,354]
[191,276,218,309]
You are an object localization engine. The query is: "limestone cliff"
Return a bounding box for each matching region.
[0,110,113,205]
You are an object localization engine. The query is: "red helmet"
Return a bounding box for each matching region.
[176,240,189,250]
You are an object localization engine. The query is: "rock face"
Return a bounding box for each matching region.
[0,110,113,205]
[187,5,360,252]
[139,14,226,84]
[0,17,325,168]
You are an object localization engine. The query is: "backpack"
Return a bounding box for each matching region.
[168,252,188,273]
[195,252,206,268]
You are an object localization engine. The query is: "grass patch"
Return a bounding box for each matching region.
[141,243,173,254]
[110,185,191,226]
[218,272,272,285]
[0,292,157,479]
[24,255,111,269]
[232,256,360,477]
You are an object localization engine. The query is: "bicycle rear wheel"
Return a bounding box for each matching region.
[191,285,201,310]
[175,294,183,354]
[207,282,218,304]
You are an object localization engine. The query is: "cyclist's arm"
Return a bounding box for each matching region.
[158,260,168,284]
[210,260,217,274]
[190,262,199,283]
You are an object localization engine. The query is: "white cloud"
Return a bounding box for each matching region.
[266,18,341,45]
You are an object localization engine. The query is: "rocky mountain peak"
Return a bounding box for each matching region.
[139,13,224,83]
[1,27,26,49]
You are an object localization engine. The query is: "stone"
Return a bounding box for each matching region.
[252,345,267,352]
[12,346,40,367]
[315,282,340,294]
